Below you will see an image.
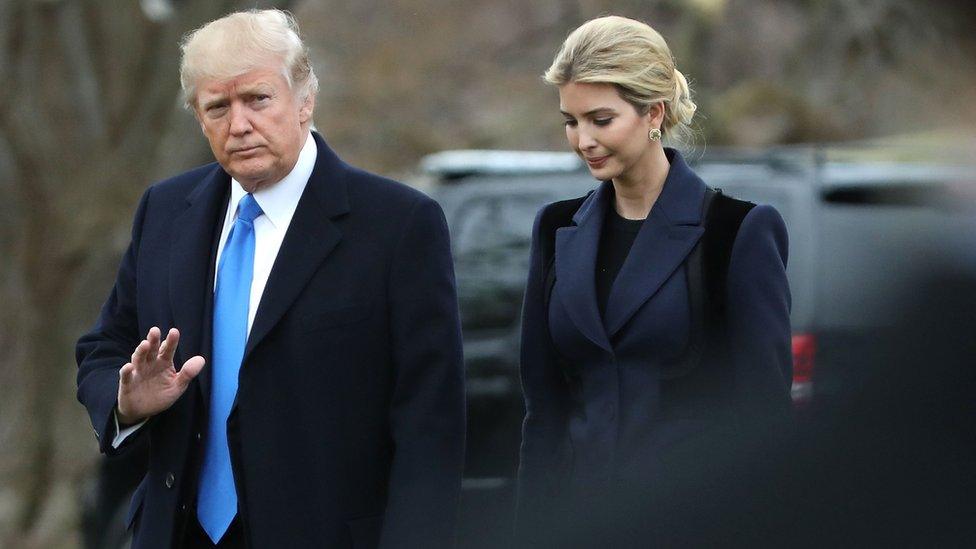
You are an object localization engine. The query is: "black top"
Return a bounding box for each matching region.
[596,198,645,320]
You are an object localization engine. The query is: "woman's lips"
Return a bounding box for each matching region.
[586,155,609,168]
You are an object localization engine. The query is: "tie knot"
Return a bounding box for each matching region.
[237,194,263,224]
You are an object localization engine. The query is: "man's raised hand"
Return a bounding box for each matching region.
[117,327,205,425]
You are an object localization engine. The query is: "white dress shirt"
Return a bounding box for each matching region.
[113,132,317,447]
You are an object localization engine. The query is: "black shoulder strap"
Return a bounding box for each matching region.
[703,190,755,318]
[659,188,755,378]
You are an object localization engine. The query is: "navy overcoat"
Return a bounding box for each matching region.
[515,149,792,544]
[76,132,465,549]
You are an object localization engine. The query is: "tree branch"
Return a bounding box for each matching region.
[54,1,108,143]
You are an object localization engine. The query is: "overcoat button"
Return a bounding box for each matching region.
[165,473,176,489]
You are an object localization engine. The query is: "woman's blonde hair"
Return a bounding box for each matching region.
[545,15,697,144]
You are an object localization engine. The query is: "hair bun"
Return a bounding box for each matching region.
[667,69,697,129]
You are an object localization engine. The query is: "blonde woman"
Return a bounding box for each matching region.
[516,15,792,546]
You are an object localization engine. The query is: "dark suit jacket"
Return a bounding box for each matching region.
[515,149,792,546]
[76,132,465,549]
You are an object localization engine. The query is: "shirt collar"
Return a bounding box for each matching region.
[228,131,317,228]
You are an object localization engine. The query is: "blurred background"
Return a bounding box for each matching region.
[1,0,975,547]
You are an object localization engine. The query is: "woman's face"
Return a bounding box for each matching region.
[559,81,658,183]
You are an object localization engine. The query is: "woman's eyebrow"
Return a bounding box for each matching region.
[560,107,617,117]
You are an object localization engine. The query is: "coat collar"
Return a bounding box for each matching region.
[554,148,707,351]
[170,165,229,409]
[554,179,612,351]
[570,148,705,227]
[225,132,318,231]
[244,131,349,358]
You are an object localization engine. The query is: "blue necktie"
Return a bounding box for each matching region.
[198,193,263,543]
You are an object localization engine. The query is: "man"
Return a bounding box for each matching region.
[76,10,465,549]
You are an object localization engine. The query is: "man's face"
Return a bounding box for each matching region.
[194,66,314,192]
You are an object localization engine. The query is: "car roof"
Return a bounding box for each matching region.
[819,162,974,186]
[420,150,583,179]
[424,146,975,196]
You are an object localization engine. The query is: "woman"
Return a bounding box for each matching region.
[516,16,793,546]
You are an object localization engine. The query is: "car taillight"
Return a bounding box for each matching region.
[791,333,815,405]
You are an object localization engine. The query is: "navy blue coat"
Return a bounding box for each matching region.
[515,149,792,543]
[76,133,465,549]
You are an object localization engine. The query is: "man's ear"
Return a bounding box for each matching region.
[299,93,315,124]
[191,106,207,133]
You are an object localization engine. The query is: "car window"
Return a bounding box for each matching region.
[817,180,976,328]
[438,176,597,331]
[453,195,544,257]
[451,193,549,330]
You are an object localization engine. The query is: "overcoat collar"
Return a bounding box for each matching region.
[554,148,707,352]
[244,131,349,358]
[169,131,350,405]
[169,165,228,394]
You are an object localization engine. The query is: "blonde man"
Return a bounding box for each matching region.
[77,10,464,549]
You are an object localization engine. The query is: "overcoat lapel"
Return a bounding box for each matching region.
[554,183,613,353]
[169,165,231,409]
[604,149,706,337]
[244,133,349,360]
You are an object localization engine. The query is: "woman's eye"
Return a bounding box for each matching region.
[593,118,613,127]
[563,119,577,127]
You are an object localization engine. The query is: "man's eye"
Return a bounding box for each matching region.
[593,118,613,127]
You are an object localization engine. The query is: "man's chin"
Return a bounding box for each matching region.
[230,174,271,192]
[225,162,276,190]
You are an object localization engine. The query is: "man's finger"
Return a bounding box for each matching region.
[176,356,206,388]
[159,328,181,364]
[146,327,162,362]
[131,340,149,366]
[119,362,134,384]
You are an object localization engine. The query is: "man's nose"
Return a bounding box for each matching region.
[228,103,252,136]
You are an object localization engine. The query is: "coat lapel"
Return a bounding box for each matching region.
[604,149,707,337]
[554,183,613,353]
[169,164,231,408]
[243,132,349,359]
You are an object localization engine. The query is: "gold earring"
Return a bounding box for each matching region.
[648,128,662,142]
